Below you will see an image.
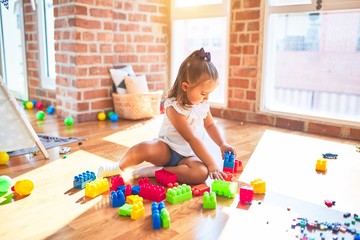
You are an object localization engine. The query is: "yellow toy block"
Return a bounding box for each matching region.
[131,202,145,220]
[85,178,109,198]
[316,158,327,172]
[250,178,266,194]
[126,195,143,204]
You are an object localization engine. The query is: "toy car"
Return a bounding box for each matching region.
[322,153,338,159]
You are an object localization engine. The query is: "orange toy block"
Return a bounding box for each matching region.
[316,158,327,172]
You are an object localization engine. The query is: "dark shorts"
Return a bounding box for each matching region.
[165,148,186,167]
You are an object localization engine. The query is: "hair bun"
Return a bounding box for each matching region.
[198,47,211,62]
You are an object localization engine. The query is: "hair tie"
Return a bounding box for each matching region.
[198,47,211,62]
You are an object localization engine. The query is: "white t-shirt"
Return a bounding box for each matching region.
[157,98,209,157]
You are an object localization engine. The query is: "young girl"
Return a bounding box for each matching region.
[98,48,237,185]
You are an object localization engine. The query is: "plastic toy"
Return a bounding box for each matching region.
[47,106,55,114]
[36,111,45,120]
[97,112,106,121]
[0,175,12,192]
[107,111,115,118]
[132,185,140,195]
[64,116,74,126]
[250,178,266,194]
[0,152,9,164]
[109,175,124,192]
[152,202,170,229]
[73,171,96,189]
[356,144,360,152]
[31,99,37,106]
[126,195,143,204]
[138,177,150,186]
[131,202,145,220]
[118,203,132,217]
[223,172,233,182]
[234,159,243,172]
[166,184,192,204]
[125,184,132,197]
[324,199,335,207]
[25,101,34,109]
[322,153,338,159]
[223,151,235,173]
[191,183,210,196]
[203,191,217,209]
[239,186,254,204]
[13,179,34,195]
[211,180,237,198]
[139,183,166,202]
[110,190,125,208]
[316,158,327,172]
[35,102,43,110]
[84,178,109,198]
[155,169,177,186]
[109,113,119,122]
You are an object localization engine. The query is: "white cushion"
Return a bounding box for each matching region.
[109,65,135,94]
[124,75,149,94]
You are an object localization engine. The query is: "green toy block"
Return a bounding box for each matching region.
[160,208,170,228]
[203,191,217,209]
[166,184,192,204]
[211,180,237,198]
[118,203,132,217]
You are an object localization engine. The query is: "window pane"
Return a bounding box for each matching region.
[269,0,312,7]
[264,10,360,122]
[175,0,223,8]
[172,17,227,105]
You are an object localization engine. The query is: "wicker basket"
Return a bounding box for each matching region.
[112,91,163,120]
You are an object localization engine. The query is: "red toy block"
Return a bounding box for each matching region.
[139,183,166,202]
[223,172,233,182]
[109,175,124,191]
[239,186,254,204]
[125,184,132,197]
[138,177,150,186]
[191,183,210,196]
[155,169,177,186]
[234,160,243,173]
[324,199,335,207]
[223,167,234,174]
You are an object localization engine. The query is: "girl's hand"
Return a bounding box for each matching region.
[208,166,227,180]
[220,143,237,158]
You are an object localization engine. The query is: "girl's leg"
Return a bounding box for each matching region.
[97,140,171,178]
[164,157,209,185]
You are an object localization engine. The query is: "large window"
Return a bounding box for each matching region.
[38,0,56,90]
[263,0,360,123]
[171,0,229,106]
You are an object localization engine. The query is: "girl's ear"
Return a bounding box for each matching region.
[181,82,189,91]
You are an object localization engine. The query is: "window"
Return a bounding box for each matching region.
[262,0,360,123]
[171,0,229,106]
[38,0,56,90]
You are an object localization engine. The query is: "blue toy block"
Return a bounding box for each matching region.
[110,190,125,208]
[151,202,170,229]
[132,185,140,195]
[223,151,235,171]
[118,185,126,192]
[152,209,161,230]
[73,171,96,189]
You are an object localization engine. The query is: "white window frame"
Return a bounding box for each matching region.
[262,0,360,124]
[37,0,56,90]
[170,0,230,107]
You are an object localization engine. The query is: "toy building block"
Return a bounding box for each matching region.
[250,178,266,194]
[234,159,243,173]
[223,172,233,182]
[152,209,161,230]
[316,158,327,172]
[151,202,170,229]
[85,178,109,198]
[203,191,217,209]
[211,180,237,198]
[160,208,170,228]
[239,186,254,204]
[73,171,96,189]
[131,202,145,220]
[109,175,124,191]
[155,169,177,186]
[125,184,132,196]
[132,185,140,195]
[192,183,210,196]
[126,194,143,205]
[138,177,150,186]
[223,151,235,173]
[118,203,132,217]
[110,190,125,208]
[139,183,166,202]
[166,184,192,204]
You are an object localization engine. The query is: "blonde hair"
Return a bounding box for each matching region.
[168,48,219,107]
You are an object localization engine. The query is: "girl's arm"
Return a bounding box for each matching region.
[166,106,225,179]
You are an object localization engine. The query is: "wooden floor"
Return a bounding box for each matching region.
[0,109,359,240]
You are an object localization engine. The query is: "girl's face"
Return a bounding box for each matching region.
[182,79,218,105]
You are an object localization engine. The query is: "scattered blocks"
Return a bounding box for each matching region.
[109,175,124,192]
[239,186,254,204]
[191,183,210,196]
[166,184,192,204]
[211,180,237,198]
[151,202,170,229]
[85,178,109,198]
[110,190,125,208]
[203,191,217,209]
[250,178,266,194]
[316,158,327,172]
[73,171,96,189]
[139,183,166,202]
[155,169,177,186]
